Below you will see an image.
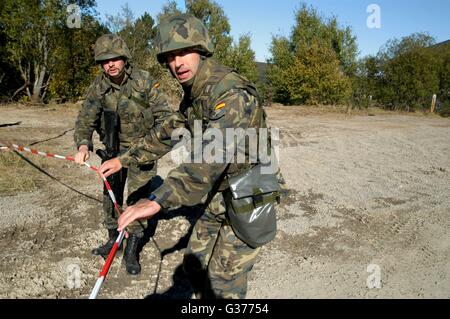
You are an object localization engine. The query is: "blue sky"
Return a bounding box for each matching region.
[95,0,450,62]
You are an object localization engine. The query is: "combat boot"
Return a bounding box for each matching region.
[123,234,141,275]
[92,229,122,259]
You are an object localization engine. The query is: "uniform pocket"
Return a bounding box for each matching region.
[141,108,155,131]
[118,100,144,140]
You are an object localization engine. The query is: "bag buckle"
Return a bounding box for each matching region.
[253,188,264,208]
[275,192,281,204]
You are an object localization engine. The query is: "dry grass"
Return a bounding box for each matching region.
[0,151,48,195]
[267,103,440,118]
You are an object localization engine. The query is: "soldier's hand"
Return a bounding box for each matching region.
[75,145,90,165]
[117,199,161,232]
[99,157,122,178]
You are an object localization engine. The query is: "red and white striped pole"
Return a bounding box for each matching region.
[89,193,156,299]
[89,229,126,299]
[0,141,130,298]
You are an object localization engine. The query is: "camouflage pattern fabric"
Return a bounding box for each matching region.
[183,192,260,299]
[119,56,267,298]
[155,14,214,63]
[94,34,132,62]
[74,63,173,236]
[74,64,172,150]
[121,57,267,208]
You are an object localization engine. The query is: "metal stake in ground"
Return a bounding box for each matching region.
[89,194,156,299]
[89,229,126,299]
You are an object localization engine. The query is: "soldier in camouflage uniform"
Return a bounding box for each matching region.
[73,34,173,275]
[99,15,273,298]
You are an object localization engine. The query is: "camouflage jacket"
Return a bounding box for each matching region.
[74,64,172,152]
[119,57,268,209]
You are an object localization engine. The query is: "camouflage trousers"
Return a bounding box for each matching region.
[183,192,261,299]
[103,162,157,237]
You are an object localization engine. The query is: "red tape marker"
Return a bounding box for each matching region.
[1,141,128,299]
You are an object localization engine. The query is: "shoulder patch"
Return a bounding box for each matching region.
[153,82,160,89]
[214,102,225,111]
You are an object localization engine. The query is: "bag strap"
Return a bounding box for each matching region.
[232,192,280,214]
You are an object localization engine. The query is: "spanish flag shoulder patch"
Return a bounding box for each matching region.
[153,82,160,89]
[214,102,226,111]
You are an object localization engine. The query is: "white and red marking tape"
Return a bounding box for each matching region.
[1,141,128,298]
[3,143,122,216]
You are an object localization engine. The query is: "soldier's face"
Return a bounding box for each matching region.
[167,49,201,84]
[101,57,125,78]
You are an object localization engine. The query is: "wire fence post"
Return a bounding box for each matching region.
[430,94,437,113]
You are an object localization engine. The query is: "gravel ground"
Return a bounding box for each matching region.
[0,103,449,299]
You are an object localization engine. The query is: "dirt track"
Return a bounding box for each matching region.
[0,104,449,298]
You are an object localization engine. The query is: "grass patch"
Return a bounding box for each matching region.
[0,151,48,195]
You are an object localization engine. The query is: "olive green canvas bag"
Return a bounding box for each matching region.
[223,164,281,248]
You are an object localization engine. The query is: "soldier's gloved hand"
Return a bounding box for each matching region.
[99,157,122,178]
[75,145,90,165]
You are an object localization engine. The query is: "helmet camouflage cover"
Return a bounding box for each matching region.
[94,34,132,62]
[155,13,214,64]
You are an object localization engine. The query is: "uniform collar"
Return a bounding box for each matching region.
[185,57,213,100]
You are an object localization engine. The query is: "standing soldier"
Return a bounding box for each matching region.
[73,34,173,275]
[100,15,280,298]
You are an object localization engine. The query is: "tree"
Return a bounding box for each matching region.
[1,0,97,103]
[266,37,294,104]
[377,32,435,61]
[352,55,381,108]
[267,4,355,105]
[376,33,440,111]
[0,8,21,100]
[434,43,450,115]
[269,39,351,105]
[48,14,108,102]
[291,3,358,77]
[106,5,157,70]
[226,34,258,83]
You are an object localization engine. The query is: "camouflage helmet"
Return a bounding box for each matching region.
[155,14,214,64]
[94,34,132,62]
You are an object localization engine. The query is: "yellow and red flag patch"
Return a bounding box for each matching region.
[153,82,160,89]
[214,102,226,111]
